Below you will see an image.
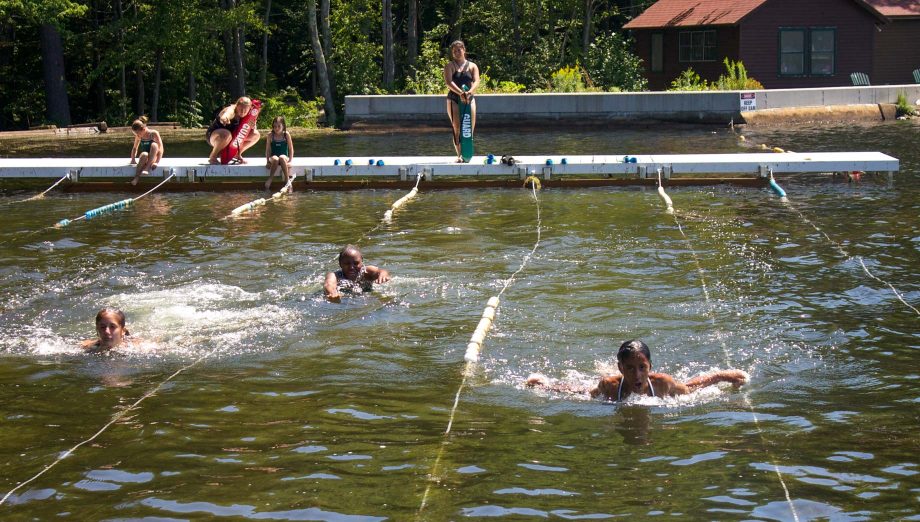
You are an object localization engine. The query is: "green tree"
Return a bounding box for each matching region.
[1,0,87,126]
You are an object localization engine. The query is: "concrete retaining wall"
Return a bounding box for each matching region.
[344,85,920,127]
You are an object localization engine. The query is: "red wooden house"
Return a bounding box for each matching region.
[623,0,920,90]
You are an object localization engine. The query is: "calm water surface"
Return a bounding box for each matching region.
[0,122,918,520]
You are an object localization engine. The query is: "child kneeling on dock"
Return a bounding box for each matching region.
[527,339,747,401]
[129,116,164,186]
[324,245,390,302]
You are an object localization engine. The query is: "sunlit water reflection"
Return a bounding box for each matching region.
[0,122,918,519]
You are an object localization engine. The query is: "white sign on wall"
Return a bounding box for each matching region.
[740,92,757,112]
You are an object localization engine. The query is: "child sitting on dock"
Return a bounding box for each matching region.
[324,245,391,302]
[81,308,141,353]
[264,115,294,190]
[526,339,747,401]
[129,116,163,186]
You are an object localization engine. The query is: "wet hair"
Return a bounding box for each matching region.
[237,96,252,107]
[95,308,130,337]
[131,115,148,132]
[271,115,287,135]
[617,339,651,364]
[449,40,465,50]
[338,244,362,263]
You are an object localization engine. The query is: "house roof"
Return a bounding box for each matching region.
[623,0,892,29]
[623,0,768,29]
[862,0,920,17]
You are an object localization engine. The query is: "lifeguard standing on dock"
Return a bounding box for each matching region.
[444,40,480,163]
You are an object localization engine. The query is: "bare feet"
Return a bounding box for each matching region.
[130,178,139,186]
[208,157,220,165]
[264,179,272,190]
[150,163,157,171]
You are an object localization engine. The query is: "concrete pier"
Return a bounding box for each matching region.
[344,85,920,127]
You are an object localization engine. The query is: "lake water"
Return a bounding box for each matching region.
[0,122,918,520]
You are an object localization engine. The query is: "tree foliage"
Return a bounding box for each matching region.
[0,0,649,130]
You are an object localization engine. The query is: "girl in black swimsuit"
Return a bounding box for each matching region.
[443,40,480,161]
[206,96,261,165]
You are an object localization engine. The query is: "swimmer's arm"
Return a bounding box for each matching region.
[365,265,390,284]
[265,133,271,161]
[286,131,294,160]
[590,376,620,400]
[323,271,341,301]
[526,373,595,396]
[130,135,140,163]
[683,370,748,392]
[80,339,99,351]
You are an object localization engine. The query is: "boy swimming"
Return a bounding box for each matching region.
[527,339,747,401]
[324,245,391,302]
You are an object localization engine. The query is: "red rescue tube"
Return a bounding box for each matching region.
[221,99,262,165]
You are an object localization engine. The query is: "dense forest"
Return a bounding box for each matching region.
[0,0,654,130]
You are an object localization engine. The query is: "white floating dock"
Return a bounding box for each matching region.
[0,152,898,186]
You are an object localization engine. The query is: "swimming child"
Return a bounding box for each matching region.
[264,115,294,190]
[324,245,391,302]
[81,308,138,353]
[527,339,747,401]
[129,116,164,186]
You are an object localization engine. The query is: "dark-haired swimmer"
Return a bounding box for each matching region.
[81,308,140,353]
[323,245,391,302]
[527,339,747,401]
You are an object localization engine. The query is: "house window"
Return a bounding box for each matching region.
[651,33,663,72]
[779,27,835,76]
[809,28,835,75]
[678,30,716,62]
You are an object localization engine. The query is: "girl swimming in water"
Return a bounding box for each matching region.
[527,339,747,401]
[81,308,137,353]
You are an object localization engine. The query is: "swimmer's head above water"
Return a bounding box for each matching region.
[83,308,130,352]
[325,245,391,302]
[337,244,364,281]
[616,339,654,395]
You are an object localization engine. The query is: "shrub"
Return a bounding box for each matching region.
[669,68,709,91]
[714,58,764,90]
[172,97,204,128]
[669,59,763,91]
[404,24,448,95]
[478,72,525,94]
[584,32,648,92]
[896,92,918,117]
[257,88,323,128]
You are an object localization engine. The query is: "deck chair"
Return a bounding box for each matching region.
[913,68,920,84]
[850,72,870,86]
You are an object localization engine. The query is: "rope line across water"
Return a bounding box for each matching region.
[0,353,210,507]
[417,182,542,517]
[658,182,801,522]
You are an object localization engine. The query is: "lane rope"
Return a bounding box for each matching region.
[417,181,542,517]
[778,197,919,317]
[657,176,800,522]
[55,171,177,228]
[332,173,425,263]
[0,350,213,507]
